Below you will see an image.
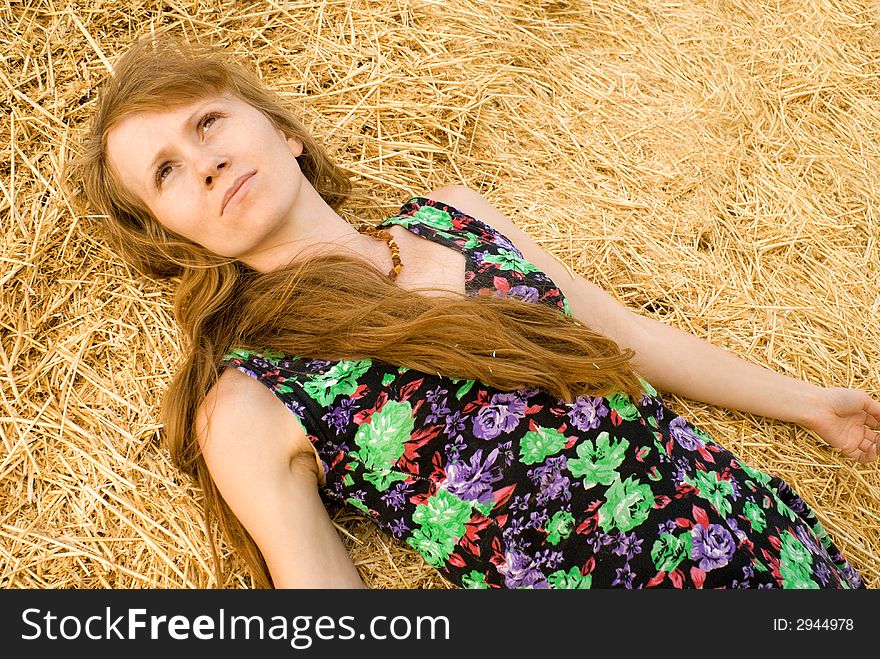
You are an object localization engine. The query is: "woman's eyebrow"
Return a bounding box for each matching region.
[143,100,219,186]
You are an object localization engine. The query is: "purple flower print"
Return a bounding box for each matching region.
[444,447,460,462]
[425,398,452,424]
[612,562,636,588]
[444,410,467,436]
[381,481,413,511]
[234,366,263,382]
[728,478,742,500]
[445,448,503,505]
[840,563,864,588]
[567,396,609,432]
[306,359,333,371]
[324,398,358,434]
[535,548,565,571]
[388,518,410,538]
[691,523,735,571]
[510,493,533,512]
[669,416,704,451]
[528,509,549,531]
[425,385,448,404]
[814,561,831,587]
[487,232,519,253]
[777,483,807,515]
[472,392,527,440]
[443,434,467,462]
[472,408,508,440]
[612,531,644,560]
[587,531,616,553]
[672,457,692,484]
[472,251,489,269]
[288,398,307,417]
[502,516,529,545]
[493,390,530,411]
[725,517,747,544]
[499,549,549,589]
[794,524,821,556]
[500,285,539,304]
[527,456,571,505]
[657,520,677,535]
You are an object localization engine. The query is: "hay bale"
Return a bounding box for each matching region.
[2,0,878,589]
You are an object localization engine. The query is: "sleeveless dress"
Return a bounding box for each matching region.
[220,196,865,589]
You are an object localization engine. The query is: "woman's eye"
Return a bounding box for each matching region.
[155,164,172,188]
[200,113,220,133]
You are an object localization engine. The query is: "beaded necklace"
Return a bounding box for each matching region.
[357,225,402,280]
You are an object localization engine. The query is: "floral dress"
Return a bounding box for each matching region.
[220,196,865,589]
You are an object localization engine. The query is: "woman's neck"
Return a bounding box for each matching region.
[240,182,395,276]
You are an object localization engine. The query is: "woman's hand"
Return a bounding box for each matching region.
[802,386,880,464]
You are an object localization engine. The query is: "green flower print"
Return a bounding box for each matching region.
[547,567,592,589]
[406,489,473,568]
[651,532,693,573]
[461,571,490,589]
[545,510,576,545]
[346,497,370,515]
[480,249,540,276]
[743,500,767,533]
[774,495,798,523]
[812,520,833,551]
[401,206,456,232]
[225,348,256,361]
[407,523,458,568]
[567,431,630,490]
[351,400,414,491]
[302,359,372,406]
[684,470,735,518]
[450,377,475,400]
[639,378,657,397]
[224,347,289,364]
[519,426,568,465]
[561,298,573,317]
[606,393,641,421]
[739,461,772,490]
[780,531,818,589]
[461,233,482,250]
[598,475,655,533]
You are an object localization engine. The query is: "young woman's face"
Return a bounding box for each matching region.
[106,92,306,259]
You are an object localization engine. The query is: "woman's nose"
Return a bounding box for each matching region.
[200,156,230,187]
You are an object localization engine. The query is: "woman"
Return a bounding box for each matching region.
[74,35,876,589]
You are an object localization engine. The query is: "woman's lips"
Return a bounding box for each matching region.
[221,171,256,215]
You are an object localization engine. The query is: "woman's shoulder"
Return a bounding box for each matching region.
[420,185,562,262]
[196,367,315,467]
[421,185,582,288]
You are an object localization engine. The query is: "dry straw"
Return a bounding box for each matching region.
[2,0,878,588]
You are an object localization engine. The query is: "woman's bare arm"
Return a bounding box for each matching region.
[196,368,365,588]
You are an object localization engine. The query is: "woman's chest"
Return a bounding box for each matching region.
[388,225,468,298]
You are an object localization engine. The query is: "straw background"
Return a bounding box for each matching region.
[2,0,879,589]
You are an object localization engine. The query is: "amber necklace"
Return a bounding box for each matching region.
[357,224,402,280]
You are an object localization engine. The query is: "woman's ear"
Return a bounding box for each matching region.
[284,132,304,158]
